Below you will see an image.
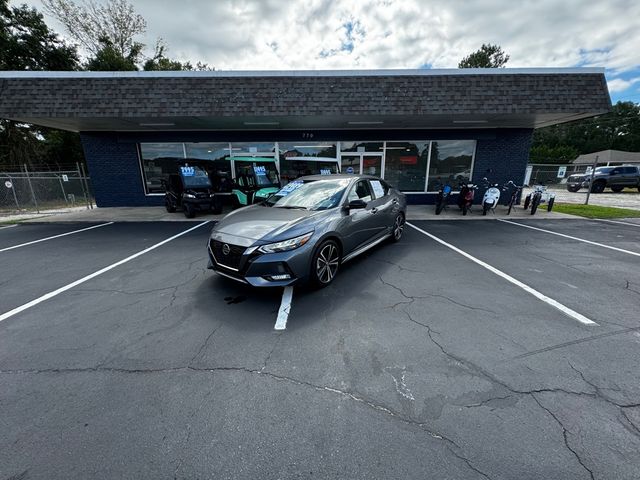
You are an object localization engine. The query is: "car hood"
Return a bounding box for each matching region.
[212,204,321,243]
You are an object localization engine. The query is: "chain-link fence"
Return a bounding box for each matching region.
[0,164,93,215]
[526,164,589,186]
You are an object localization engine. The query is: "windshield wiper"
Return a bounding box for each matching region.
[273,205,308,210]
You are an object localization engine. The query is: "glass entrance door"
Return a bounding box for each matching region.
[341,154,360,175]
[340,153,383,176]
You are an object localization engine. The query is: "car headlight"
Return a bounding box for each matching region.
[258,232,313,254]
[183,193,195,199]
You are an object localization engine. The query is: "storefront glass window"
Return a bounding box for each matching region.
[139,143,185,194]
[383,141,430,192]
[278,142,338,183]
[340,141,383,153]
[427,140,475,191]
[230,142,276,156]
[185,143,234,192]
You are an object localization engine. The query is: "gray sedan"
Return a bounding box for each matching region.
[207,174,407,287]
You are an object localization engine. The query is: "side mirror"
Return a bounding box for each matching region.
[347,199,367,210]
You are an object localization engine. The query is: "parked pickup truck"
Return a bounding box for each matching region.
[566,165,640,193]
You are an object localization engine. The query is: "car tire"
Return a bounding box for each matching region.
[567,186,580,192]
[165,198,176,213]
[547,197,555,212]
[392,213,405,242]
[310,240,341,288]
[611,186,624,193]
[590,181,605,193]
[183,203,196,218]
[524,194,531,210]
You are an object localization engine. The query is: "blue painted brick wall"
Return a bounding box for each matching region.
[81,133,163,207]
[81,129,533,207]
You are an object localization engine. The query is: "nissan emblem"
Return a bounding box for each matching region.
[222,243,231,255]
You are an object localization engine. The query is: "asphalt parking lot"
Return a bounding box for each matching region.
[1,218,639,479]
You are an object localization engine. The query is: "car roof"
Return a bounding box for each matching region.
[297,174,383,182]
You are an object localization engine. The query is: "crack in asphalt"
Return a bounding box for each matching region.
[625,279,640,297]
[463,395,514,409]
[188,322,224,366]
[0,363,491,479]
[373,258,428,274]
[379,275,497,315]
[531,394,595,480]
[511,324,640,361]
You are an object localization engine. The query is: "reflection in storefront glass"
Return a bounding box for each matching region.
[278,142,338,183]
[384,142,430,191]
[340,141,383,153]
[427,140,475,191]
[185,143,234,192]
[139,143,184,194]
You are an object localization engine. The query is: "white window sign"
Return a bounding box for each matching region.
[320,168,331,175]
[557,166,567,178]
[4,181,12,189]
[371,180,385,198]
[62,174,69,182]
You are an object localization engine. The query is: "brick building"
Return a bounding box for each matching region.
[0,68,611,206]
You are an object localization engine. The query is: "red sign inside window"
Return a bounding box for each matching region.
[399,156,418,165]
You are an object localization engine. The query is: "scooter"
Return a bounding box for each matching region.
[482,178,503,215]
[435,184,452,215]
[457,183,476,216]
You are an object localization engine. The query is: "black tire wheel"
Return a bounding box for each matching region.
[435,200,444,215]
[530,195,540,215]
[211,198,222,214]
[231,195,241,210]
[523,194,531,210]
[165,198,176,213]
[567,186,580,193]
[590,181,605,193]
[547,197,555,212]
[462,204,468,216]
[611,186,624,193]
[311,240,340,288]
[392,213,405,242]
[183,203,196,219]
[482,202,490,216]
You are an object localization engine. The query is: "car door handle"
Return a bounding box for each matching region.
[392,199,399,204]
[371,208,378,214]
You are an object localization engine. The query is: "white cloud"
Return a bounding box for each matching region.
[607,77,640,93]
[16,0,640,74]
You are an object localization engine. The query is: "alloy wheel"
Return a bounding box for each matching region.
[316,243,339,284]
[393,214,405,240]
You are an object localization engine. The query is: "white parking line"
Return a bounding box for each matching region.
[593,218,640,228]
[274,286,294,330]
[498,219,640,258]
[0,221,210,324]
[0,224,18,230]
[0,222,114,253]
[407,222,598,326]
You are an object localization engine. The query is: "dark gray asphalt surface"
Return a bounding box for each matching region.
[0,219,639,479]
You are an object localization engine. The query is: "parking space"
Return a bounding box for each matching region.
[1,219,639,479]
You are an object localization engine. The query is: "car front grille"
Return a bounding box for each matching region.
[209,240,247,271]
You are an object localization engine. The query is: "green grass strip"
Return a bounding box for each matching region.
[554,203,640,219]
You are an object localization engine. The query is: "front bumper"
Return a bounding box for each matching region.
[207,237,315,287]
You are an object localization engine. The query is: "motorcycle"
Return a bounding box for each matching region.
[435,184,452,215]
[523,183,556,215]
[457,182,477,216]
[481,178,503,216]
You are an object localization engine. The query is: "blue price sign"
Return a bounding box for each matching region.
[180,166,195,176]
[254,165,267,176]
[276,180,304,196]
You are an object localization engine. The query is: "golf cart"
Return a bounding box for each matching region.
[165,165,222,218]
[231,157,281,207]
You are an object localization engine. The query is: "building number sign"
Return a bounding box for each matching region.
[301,133,314,139]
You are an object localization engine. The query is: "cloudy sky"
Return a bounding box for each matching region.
[18,0,640,103]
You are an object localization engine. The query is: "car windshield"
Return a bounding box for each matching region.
[235,163,279,187]
[180,166,212,188]
[595,167,613,174]
[265,178,351,210]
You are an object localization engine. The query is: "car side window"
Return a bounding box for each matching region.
[370,179,388,199]
[348,180,372,203]
[623,167,637,174]
[611,168,621,175]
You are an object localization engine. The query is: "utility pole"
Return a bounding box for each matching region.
[584,155,599,205]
